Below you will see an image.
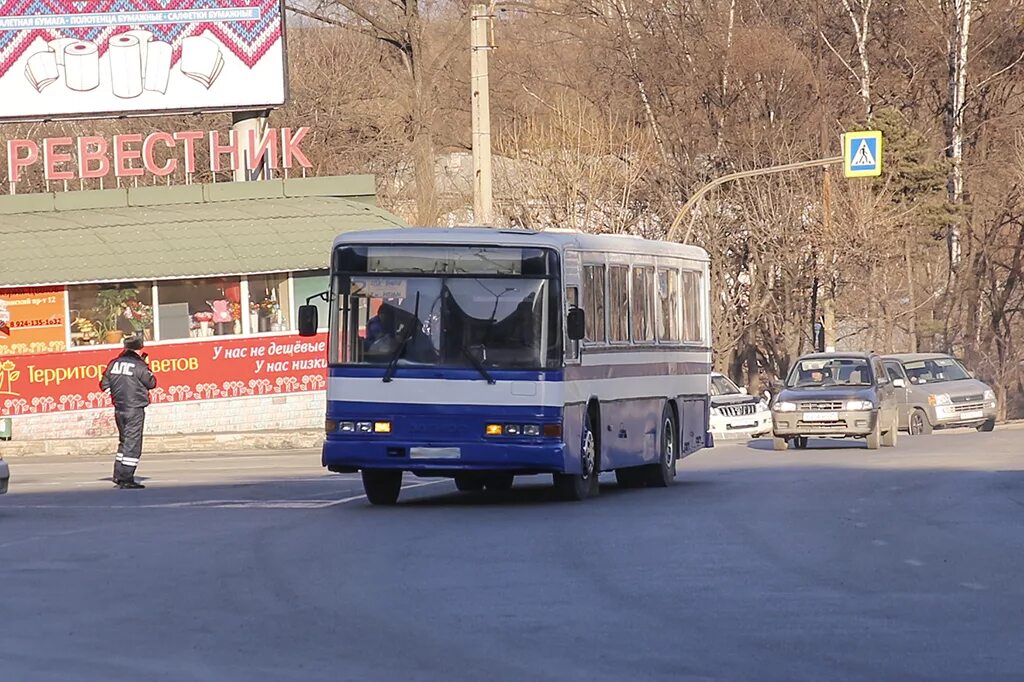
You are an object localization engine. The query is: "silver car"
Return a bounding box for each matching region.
[0,455,8,494]
[882,354,997,435]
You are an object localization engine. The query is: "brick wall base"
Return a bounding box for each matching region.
[7,391,326,441]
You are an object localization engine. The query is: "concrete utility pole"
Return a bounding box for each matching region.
[231,110,272,182]
[470,4,494,225]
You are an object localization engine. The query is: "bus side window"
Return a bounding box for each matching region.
[582,265,606,343]
[566,286,580,360]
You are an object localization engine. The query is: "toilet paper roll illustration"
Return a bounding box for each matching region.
[180,35,224,89]
[47,38,76,66]
[25,50,59,92]
[144,41,172,94]
[64,41,100,91]
[108,34,143,98]
[125,29,153,71]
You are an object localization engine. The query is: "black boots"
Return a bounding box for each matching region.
[115,480,145,489]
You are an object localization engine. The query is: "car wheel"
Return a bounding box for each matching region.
[881,415,898,447]
[866,419,881,450]
[977,418,996,433]
[362,470,402,505]
[773,436,788,451]
[909,409,932,436]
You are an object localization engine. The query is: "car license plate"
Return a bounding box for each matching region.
[960,410,983,420]
[803,412,839,422]
[410,447,461,460]
[729,422,757,430]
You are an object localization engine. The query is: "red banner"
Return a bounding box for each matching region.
[0,333,327,416]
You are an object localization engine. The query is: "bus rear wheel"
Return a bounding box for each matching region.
[362,470,402,505]
[555,408,599,501]
[645,404,678,487]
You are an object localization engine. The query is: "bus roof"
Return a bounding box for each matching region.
[332,227,709,262]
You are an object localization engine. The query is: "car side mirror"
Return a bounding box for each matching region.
[297,305,319,337]
[893,378,906,388]
[566,307,585,341]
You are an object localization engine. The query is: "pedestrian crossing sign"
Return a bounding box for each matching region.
[843,130,883,177]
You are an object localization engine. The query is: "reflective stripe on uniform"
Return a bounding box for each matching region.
[121,457,140,466]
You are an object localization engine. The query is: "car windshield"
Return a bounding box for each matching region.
[787,358,872,388]
[901,357,972,384]
[711,375,742,396]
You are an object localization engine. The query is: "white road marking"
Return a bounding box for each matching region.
[0,480,450,511]
[904,559,925,567]
[872,539,888,546]
[960,582,987,591]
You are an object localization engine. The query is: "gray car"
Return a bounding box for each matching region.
[881,353,998,435]
[0,455,8,494]
[771,352,901,450]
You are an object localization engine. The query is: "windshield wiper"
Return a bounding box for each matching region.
[382,291,420,383]
[460,345,496,384]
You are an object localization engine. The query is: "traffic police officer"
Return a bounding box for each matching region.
[100,333,157,489]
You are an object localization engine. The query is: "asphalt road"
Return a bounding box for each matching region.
[2,428,1023,682]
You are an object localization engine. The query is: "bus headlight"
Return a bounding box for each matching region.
[523,424,541,436]
[357,422,372,433]
[338,421,356,432]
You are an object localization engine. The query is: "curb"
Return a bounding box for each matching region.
[0,430,324,458]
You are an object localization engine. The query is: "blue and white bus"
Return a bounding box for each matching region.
[298,228,712,504]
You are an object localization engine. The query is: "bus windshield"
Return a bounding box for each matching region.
[330,245,562,370]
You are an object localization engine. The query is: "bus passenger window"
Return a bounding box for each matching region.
[657,268,680,342]
[681,270,704,343]
[631,266,655,343]
[608,265,630,342]
[583,265,606,343]
[566,286,580,360]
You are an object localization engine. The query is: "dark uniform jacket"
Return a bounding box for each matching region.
[100,350,157,409]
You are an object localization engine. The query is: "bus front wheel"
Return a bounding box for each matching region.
[555,408,600,501]
[362,470,402,505]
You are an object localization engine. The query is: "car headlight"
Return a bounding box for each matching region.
[845,400,873,411]
[773,401,797,412]
[928,394,952,406]
[984,389,995,401]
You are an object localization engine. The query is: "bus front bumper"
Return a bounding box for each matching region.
[322,437,569,474]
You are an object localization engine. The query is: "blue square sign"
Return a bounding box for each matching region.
[843,131,883,177]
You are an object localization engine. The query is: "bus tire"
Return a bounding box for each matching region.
[555,405,600,501]
[645,403,678,487]
[484,473,515,491]
[454,474,484,492]
[362,469,402,505]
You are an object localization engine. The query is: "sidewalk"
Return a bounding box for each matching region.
[0,429,324,458]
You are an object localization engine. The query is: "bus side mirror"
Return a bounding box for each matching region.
[298,305,319,337]
[566,307,585,341]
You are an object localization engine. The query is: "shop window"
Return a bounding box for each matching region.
[68,282,154,346]
[247,274,291,333]
[158,277,242,339]
[292,270,329,331]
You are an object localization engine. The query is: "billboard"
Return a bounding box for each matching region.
[0,286,67,356]
[0,0,286,121]
[0,332,327,416]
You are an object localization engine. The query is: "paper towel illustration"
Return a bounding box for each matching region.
[47,38,76,66]
[144,41,172,94]
[108,34,143,98]
[180,35,224,89]
[64,41,100,92]
[24,51,58,92]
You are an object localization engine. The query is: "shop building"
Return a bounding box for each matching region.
[0,175,404,442]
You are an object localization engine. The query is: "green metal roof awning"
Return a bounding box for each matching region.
[0,175,406,288]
